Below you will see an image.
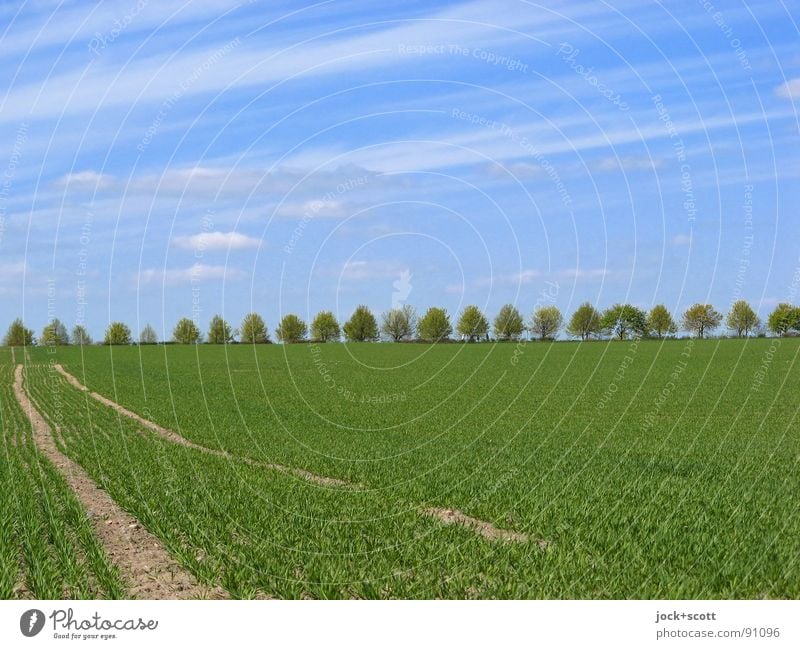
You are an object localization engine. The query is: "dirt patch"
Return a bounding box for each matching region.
[423,507,548,546]
[53,364,353,489]
[13,365,227,600]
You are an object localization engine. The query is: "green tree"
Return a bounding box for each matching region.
[726,300,761,337]
[647,305,677,339]
[601,303,647,340]
[240,313,269,344]
[767,303,799,336]
[276,314,308,343]
[343,305,379,342]
[172,318,202,344]
[381,305,417,342]
[41,318,70,345]
[530,305,563,341]
[139,324,158,344]
[3,318,35,346]
[310,311,341,342]
[104,322,132,346]
[681,304,722,339]
[207,315,235,344]
[566,302,602,340]
[71,324,92,346]
[457,305,489,342]
[417,307,452,342]
[493,304,525,341]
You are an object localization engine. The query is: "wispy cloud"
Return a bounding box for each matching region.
[775,78,800,100]
[137,263,245,285]
[172,231,261,251]
[55,170,116,191]
[334,260,410,281]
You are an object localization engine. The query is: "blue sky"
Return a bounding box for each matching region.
[0,0,798,340]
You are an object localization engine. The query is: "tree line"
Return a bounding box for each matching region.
[4,300,800,347]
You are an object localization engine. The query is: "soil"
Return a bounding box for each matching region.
[13,364,227,599]
[423,507,549,547]
[54,364,353,489]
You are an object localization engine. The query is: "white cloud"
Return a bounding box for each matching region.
[477,267,609,286]
[671,233,692,246]
[0,262,26,294]
[775,78,800,100]
[172,231,261,251]
[274,199,353,219]
[137,263,245,285]
[591,157,663,172]
[335,260,409,281]
[55,170,116,191]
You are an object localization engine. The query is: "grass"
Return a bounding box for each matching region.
[0,348,125,599]
[7,337,800,598]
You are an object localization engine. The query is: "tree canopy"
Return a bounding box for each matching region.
[647,305,677,339]
[71,324,92,346]
[3,319,35,346]
[530,306,563,341]
[41,318,70,345]
[343,305,379,342]
[767,303,799,336]
[240,313,269,344]
[104,322,132,346]
[381,305,416,342]
[726,300,760,337]
[139,324,158,344]
[456,305,489,342]
[566,303,602,340]
[417,307,452,342]
[493,304,525,341]
[207,315,235,344]
[311,311,340,342]
[681,304,722,339]
[173,318,202,344]
[601,304,647,340]
[276,314,308,343]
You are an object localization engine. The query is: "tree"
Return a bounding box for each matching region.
[3,319,34,346]
[172,318,202,344]
[767,303,799,337]
[566,302,602,340]
[726,300,760,338]
[417,307,452,342]
[104,322,132,346]
[207,315,234,344]
[343,305,379,342]
[457,305,489,342]
[40,318,70,345]
[240,313,269,344]
[493,304,525,341]
[71,325,92,346]
[530,306,563,341]
[139,324,158,344]
[310,311,340,342]
[647,305,677,339]
[381,305,417,342]
[276,314,308,343]
[600,303,647,340]
[681,304,722,339]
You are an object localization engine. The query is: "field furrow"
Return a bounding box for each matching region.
[13,364,226,600]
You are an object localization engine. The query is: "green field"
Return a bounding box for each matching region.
[4,338,800,598]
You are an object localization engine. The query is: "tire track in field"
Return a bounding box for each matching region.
[54,366,540,546]
[53,364,354,489]
[13,365,227,600]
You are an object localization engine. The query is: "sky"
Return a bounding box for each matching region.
[0,0,798,341]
